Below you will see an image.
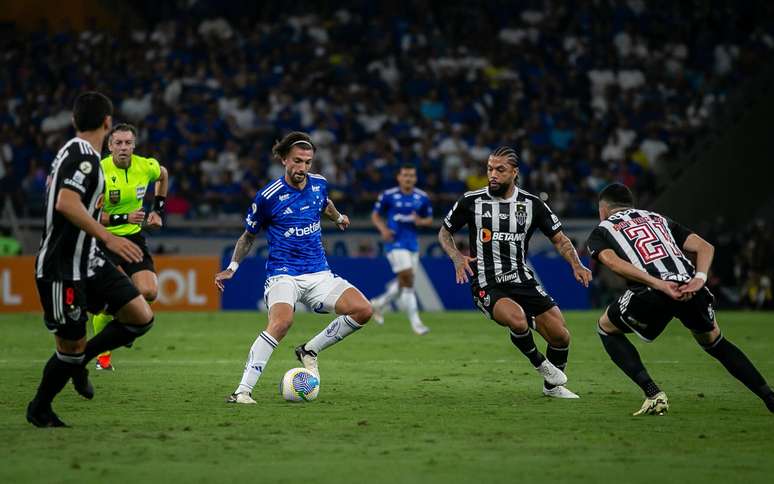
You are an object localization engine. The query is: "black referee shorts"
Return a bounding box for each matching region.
[102,232,155,276]
[606,287,716,342]
[472,282,557,327]
[36,254,140,340]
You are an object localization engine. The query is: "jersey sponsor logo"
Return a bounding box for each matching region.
[495,271,521,284]
[136,186,146,199]
[109,189,120,204]
[479,228,524,243]
[79,161,92,174]
[282,207,294,215]
[312,185,320,192]
[515,203,528,225]
[283,220,321,238]
[279,193,290,201]
[72,171,86,184]
[551,222,561,230]
[393,213,415,223]
[300,205,310,211]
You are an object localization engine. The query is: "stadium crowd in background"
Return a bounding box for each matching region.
[1,1,773,221]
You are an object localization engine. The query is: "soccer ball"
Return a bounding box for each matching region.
[280,367,320,402]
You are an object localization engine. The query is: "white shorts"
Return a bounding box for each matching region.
[386,249,419,274]
[264,270,354,314]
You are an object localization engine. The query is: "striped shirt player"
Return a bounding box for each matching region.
[589,183,774,415]
[28,91,155,429]
[439,148,591,399]
[215,132,373,405]
[443,186,563,292]
[370,164,433,334]
[35,137,141,341]
[587,206,716,342]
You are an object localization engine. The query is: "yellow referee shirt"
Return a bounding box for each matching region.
[101,154,161,236]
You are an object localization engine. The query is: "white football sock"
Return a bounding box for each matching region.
[235,331,278,394]
[399,288,423,327]
[372,280,400,308]
[305,315,362,354]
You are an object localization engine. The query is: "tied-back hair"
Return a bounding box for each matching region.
[272,131,316,160]
[490,146,519,168]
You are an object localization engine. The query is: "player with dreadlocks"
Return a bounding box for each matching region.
[438,147,592,398]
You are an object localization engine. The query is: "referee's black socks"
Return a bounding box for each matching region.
[701,334,774,411]
[84,318,154,362]
[598,325,661,398]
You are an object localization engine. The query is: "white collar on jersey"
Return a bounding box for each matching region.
[487,186,519,202]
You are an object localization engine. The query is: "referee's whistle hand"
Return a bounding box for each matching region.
[106,235,143,263]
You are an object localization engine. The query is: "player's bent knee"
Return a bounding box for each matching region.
[350,301,373,325]
[141,287,158,303]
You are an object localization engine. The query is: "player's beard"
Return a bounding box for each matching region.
[488,180,511,197]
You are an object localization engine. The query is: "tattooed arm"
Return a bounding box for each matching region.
[439,226,476,284]
[549,231,592,287]
[214,230,257,291]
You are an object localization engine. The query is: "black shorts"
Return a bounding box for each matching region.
[472,282,557,327]
[102,232,155,276]
[606,287,716,342]
[36,256,140,340]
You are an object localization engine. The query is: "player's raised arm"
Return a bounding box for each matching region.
[549,231,592,287]
[596,248,681,300]
[324,198,349,231]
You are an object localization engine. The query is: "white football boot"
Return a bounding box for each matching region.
[535,360,568,386]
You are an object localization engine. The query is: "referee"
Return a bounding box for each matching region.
[91,123,168,370]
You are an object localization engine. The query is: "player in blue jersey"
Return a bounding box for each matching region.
[370,165,433,335]
[214,132,373,404]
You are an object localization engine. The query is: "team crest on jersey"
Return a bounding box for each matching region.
[109,190,120,204]
[515,203,528,225]
[279,193,290,201]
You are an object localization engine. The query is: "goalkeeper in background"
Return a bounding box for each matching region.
[92,123,168,370]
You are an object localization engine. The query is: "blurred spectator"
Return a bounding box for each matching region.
[0,0,771,221]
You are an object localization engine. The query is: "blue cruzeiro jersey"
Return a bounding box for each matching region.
[245,174,330,277]
[373,187,432,252]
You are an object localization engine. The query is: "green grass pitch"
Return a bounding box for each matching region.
[1,310,773,483]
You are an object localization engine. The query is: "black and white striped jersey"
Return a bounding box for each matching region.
[35,137,105,281]
[443,187,563,289]
[586,208,695,291]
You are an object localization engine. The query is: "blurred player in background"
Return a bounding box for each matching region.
[439,147,591,398]
[91,123,168,371]
[214,132,373,404]
[587,183,774,415]
[28,92,154,427]
[370,164,433,335]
